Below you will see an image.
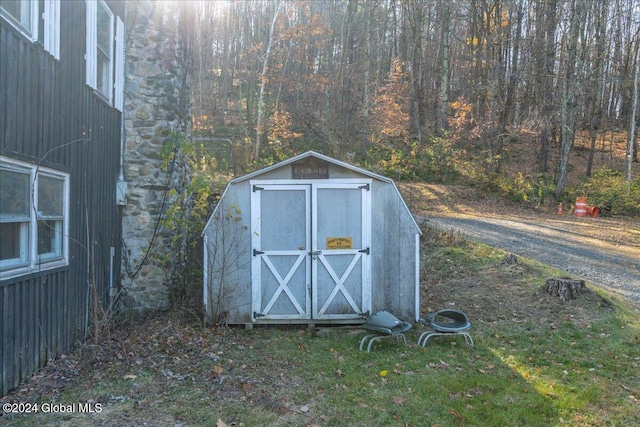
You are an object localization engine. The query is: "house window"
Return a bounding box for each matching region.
[86,0,124,110]
[1,0,60,59]
[0,0,38,41]
[0,157,69,279]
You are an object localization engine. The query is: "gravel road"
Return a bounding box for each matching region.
[424,216,640,306]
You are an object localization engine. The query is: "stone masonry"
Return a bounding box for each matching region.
[121,0,191,310]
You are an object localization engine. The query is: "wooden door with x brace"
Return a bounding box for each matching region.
[250,180,371,322]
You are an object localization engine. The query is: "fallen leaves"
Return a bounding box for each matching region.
[450,408,464,423]
[477,364,495,374]
[212,364,224,378]
[427,360,450,370]
[392,395,406,405]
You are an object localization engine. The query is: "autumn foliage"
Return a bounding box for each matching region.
[370,58,410,146]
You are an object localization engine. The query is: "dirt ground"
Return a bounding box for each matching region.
[399,182,640,251]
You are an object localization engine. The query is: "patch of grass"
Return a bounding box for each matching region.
[3,237,639,427]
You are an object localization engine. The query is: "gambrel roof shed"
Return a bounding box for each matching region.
[203,151,421,326]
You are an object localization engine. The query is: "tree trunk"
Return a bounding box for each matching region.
[254,1,280,160]
[538,0,557,174]
[501,0,523,132]
[586,0,607,177]
[628,44,639,183]
[555,0,584,199]
[438,0,450,134]
[361,1,372,158]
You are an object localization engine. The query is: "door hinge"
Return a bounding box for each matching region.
[253,311,266,319]
[252,185,264,192]
[358,183,370,191]
[358,247,370,255]
[253,249,265,256]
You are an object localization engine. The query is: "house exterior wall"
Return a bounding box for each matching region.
[120,0,191,310]
[0,0,125,395]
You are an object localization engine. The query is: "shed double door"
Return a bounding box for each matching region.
[251,181,371,321]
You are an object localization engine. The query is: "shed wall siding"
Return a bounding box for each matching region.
[370,182,419,320]
[250,164,364,181]
[204,183,254,324]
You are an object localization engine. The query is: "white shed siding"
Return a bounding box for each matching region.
[370,180,419,320]
[203,182,254,324]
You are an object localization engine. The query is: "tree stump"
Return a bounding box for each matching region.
[501,253,518,265]
[544,277,586,301]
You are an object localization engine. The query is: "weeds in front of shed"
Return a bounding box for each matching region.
[5,238,639,427]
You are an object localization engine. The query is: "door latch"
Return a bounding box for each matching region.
[310,250,322,260]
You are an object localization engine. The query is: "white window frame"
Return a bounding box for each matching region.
[43,0,61,60]
[0,0,60,59]
[86,0,124,110]
[114,16,125,111]
[0,0,39,42]
[0,157,70,280]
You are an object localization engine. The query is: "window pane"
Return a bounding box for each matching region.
[96,2,111,57]
[38,220,61,257]
[1,1,21,19]
[0,168,30,217]
[38,175,64,217]
[97,51,111,96]
[0,1,31,30]
[0,222,24,261]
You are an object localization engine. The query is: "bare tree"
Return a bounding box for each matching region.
[255,1,281,160]
[628,38,639,183]
[438,0,451,134]
[556,0,585,199]
[586,0,608,177]
[537,0,558,174]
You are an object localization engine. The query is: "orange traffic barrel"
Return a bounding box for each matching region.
[587,206,599,217]
[575,197,587,217]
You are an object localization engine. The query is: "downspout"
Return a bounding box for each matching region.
[113,2,129,304]
[116,1,128,204]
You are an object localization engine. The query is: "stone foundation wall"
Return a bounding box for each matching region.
[121,0,191,310]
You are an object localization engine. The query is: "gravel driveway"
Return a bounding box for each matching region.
[423,216,640,306]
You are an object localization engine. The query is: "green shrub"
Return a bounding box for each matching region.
[481,172,556,207]
[575,168,640,216]
[364,138,462,183]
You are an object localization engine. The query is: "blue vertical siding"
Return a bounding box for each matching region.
[0,0,125,395]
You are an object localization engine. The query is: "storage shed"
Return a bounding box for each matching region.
[203,151,421,326]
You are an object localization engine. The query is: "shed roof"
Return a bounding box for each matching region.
[229,150,394,184]
[203,151,422,234]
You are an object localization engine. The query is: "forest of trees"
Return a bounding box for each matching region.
[183,0,639,199]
